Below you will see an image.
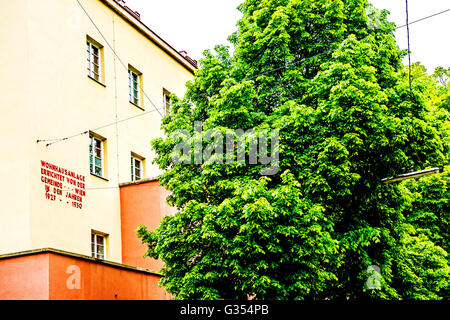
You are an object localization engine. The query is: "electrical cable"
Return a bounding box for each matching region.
[37,2,449,193]
[76,0,163,117]
[42,106,165,147]
[396,8,450,29]
[406,0,413,95]
[37,3,449,147]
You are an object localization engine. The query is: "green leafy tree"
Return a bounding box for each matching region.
[433,66,450,88]
[432,66,450,112]
[138,0,449,299]
[397,63,450,298]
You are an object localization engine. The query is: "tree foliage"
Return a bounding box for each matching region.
[138,0,449,299]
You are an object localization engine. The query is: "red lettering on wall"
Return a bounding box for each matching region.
[40,160,86,210]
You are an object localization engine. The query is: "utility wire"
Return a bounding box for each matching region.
[396,8,450,29]
[41,106,165,147]
[112,15,121,186]
[37,3,449,193]
[183,8,450,103]
[38,50,329,147]
[38,4,449,147]
[406,0,413,95]
[75,0,163,117]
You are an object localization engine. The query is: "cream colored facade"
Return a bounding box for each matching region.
[0,0,195,263]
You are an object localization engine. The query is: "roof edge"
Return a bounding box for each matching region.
[0,248,163,277]
[119,177,160,188]
[100,0,198,74]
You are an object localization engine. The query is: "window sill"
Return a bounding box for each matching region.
[92,257,105,261]
[129,101,145,111]
[90,173,109,182]
[88,75,106,87]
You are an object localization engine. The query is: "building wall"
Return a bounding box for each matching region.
[0,0,33,255]
[0,251,168,300]
[0,0,194,264]
[0,253,50,300]
[120,180,176,272]
[48,252,168,300]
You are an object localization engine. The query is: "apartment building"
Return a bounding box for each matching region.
[0,0,196,300]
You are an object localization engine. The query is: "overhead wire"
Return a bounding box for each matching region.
[75,0,163,117]
[395,8,450,29]
[36,2,449,194]
[37,3,449,147]
[41,107,165,147]
[405,0,413,95]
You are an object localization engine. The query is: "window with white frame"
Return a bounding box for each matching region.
[89,135,104,177]
[91,232,106,260]
[87,40,101,82]
[163,89,171,116]
[131,156,142,181]
[128,69,141,106]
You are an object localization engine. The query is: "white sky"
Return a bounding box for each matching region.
[125,0,449,73]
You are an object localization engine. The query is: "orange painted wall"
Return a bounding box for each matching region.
[0,252,169,300]
[0,253,50,300]
[48,253,168,300]
[120,181,175,272]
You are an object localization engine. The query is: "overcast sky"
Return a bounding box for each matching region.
[125,0,449,73]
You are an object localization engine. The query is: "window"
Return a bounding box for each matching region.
[87,40,102,82]
[91,232,106,260]
[163,89,171,116]
[128,68,141,107]
[131,156,142,181]
[89,135,104,177]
